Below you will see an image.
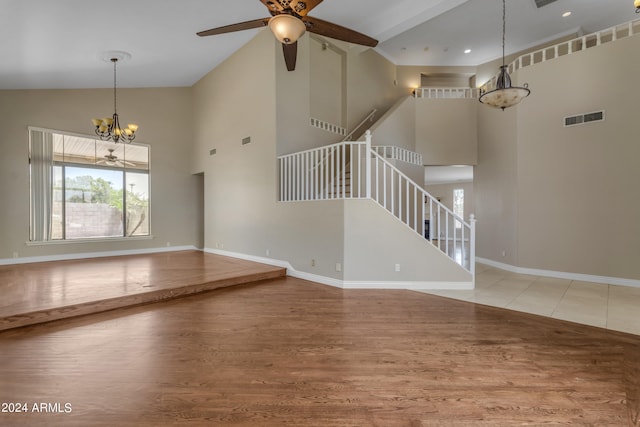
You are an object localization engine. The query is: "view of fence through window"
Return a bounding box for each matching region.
[29,129,150,241]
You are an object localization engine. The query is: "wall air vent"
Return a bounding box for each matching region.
[564,110,605,127]
[534,0,558,8]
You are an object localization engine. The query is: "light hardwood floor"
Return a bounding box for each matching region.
[0,251,286,331]
[1,273,639,426]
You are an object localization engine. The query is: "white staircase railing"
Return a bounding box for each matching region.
[277,131,475,274]
[278,141,369,202]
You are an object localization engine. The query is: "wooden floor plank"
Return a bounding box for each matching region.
[1,277,638,426]
[0,251,286,331]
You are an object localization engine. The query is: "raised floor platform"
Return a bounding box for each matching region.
[0,250,286,331]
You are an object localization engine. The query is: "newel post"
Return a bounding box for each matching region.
[469,214,477,286]
[365,130,372,199]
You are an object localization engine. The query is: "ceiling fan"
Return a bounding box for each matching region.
[197,0,378,71]
[97,148,136,167]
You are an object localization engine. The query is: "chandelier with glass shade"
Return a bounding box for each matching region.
[479,0,530,110]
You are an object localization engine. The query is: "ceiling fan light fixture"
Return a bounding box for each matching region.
[268,14,306,44]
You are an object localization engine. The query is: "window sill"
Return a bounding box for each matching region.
[26,235,155,246]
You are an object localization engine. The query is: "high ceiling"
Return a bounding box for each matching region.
[0,0,635,89]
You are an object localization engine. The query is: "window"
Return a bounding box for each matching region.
[29,128,150,242]
[453,188,464,229]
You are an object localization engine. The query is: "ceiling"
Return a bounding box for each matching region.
[0,0,635,90]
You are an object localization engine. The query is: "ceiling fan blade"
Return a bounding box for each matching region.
[289,0,323,16]
[197,18,270,37]
[302,16,378,47]
[282,42,298,71]
[259,0,284,14]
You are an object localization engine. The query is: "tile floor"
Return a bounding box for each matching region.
[418,263,640,336]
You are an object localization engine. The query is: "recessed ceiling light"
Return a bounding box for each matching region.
[562,11,572,17]
[464,49,472,54]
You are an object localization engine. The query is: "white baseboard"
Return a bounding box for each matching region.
[342,281,473,290]
[204,247,473,290]
[477,257,640,288]
[0,245,200,266]
[203,247,292,269]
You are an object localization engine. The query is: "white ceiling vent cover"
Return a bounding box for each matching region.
[564,110,605,127]
[534,0,558,8]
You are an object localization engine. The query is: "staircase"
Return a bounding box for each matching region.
[278,131,475,276]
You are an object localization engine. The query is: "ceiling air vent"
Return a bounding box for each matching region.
[564,110,605,127]
[534,0,558,8]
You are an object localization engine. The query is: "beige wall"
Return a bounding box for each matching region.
[344,199,471,283]
[310,37,345,126]
[345,46,404,132]
[515,35,640,279]
[276,35,343,155]
[369,96,416,151]
[0,87,200,260]
[416,99,478,165]
[369,95,478,166]
[475,103,519,265]
[475,35,640,280]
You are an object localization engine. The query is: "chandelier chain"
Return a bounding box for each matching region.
[502,0,506,67]
[113,59,118,114]
[91,56,138,143]
[478,0,530,110]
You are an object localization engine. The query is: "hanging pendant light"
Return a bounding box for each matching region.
[91,56,139,143]
[479,0,530,110]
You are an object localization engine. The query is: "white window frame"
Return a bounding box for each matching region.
[28,127,151,244]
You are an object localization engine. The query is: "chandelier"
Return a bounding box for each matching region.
[636,0,640,13]
[479,0,530,110]
[91,57,138,143]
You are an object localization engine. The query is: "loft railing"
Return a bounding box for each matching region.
[308,109,377,141]
[414,87,479,99]
[277,131,475,274]
[309,117,347,137]
[372,146,423,166]
[482,18,640,92]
